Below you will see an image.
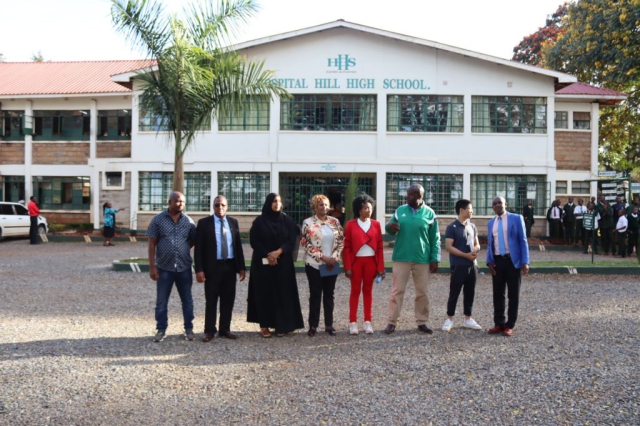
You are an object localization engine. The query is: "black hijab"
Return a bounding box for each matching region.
[260,193,288,244]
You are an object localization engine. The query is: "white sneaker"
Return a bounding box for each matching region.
[349,322,359,335]
[363,321,374,334]
[463,318,482,330]
[442,319,454,332]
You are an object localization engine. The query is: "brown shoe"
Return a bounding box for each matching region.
[325,326,337,336]
[384,324,396,334]
[202,333,215,342]
[307,327,317,337]
[488,325,505,334]
[502,328,514,337]
[219,331,238,340]
[417,324,433,334]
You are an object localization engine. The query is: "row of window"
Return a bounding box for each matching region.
[556,181,590,195]
[0,110,132,141]
[1,100,592,141]
[3,173,596,216]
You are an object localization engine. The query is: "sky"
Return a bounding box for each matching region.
[0,0,568,62]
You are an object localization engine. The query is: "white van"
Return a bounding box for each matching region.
[0,202,49,240]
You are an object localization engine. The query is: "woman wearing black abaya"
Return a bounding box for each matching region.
[247,193,304,337]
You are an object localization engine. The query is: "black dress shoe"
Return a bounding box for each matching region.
[325,326,337,336]
[202,333,215,342]
[417,324,433,334]
[219,331,238,340]
[384,324,396,334]
[307,327,317,337]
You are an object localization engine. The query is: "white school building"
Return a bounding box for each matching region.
[0,20,626,234]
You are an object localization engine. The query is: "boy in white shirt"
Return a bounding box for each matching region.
[615,209,628,258]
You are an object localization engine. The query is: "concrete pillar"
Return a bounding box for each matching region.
[24,100,33,199]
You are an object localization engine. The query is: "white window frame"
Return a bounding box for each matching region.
[102,171,125,190]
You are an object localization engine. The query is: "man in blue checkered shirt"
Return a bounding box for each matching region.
[146,192,197,342]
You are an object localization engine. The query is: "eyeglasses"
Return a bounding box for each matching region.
[214,203,227,207]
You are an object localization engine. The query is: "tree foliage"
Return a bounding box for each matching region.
[31,51,45,62]
[543,0,640,174]
[0,53,5,62]
[511,3,568,66]
[111,0,288,192]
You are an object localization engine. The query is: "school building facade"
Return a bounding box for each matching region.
[0,21,626,235]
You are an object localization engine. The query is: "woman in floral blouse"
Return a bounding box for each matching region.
[301,194,344,336]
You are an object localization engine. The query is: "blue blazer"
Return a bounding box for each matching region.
[486,212,530,269]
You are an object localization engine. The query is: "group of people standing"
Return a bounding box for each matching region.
[147,185,530,342]
[538,195,639,257]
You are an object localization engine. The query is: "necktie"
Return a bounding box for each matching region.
[220,218,228,260]
[498,217,506,256]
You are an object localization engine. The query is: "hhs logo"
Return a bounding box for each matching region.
[327,54,356,71]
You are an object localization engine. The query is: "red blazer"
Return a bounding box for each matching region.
[343,218,384,272]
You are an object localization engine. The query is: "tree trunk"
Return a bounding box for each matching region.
[173,132,185,193]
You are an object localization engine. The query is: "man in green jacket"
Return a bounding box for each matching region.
[384,184,441,335]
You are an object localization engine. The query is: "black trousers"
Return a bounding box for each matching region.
[600,227,613,254]
[492,255,521,329]
[305,264,337,328]
[564,221,575,243]
[576,219,584,244]
[524,219,532,238]
[616,232,627,257]
[447,265,477,317]
[628,229,638,255]
[549,219,561,238]
[29,216,40,244]
[583,229,598,253]
[204,260,237,334]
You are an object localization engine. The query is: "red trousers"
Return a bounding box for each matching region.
[349,256,377,322]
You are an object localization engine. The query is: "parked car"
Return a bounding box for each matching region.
[0,202,49,240]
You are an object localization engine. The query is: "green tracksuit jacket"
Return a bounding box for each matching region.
[386,204,441,264]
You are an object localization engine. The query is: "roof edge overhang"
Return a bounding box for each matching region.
[0,92,133,100]
[111,66,157,83]
[555,94,627,106]
[232,20,578,84]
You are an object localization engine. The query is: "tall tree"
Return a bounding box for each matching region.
[542,0,640,174]
[511,3,568,66]
[0,53,5,62]
[111,0,288,192]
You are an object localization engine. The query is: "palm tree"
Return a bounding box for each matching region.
[111,0,288,192]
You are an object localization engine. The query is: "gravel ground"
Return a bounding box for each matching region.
[0,239,638,425]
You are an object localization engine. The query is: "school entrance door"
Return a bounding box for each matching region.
[279,173,375,225]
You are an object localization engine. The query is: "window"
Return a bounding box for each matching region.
[139,172,210,212]
[471,175,549,216]
[32,176,91,210]
[218,172,270,212]
[139,97,211,132]
[103,172,125,190]
[2,176,25,202]
[556,181,568,194]
[554,111,568,129]
[387,95,463,132]
[472,96,547,134]
[218,98,270,131]
[98,110,132,139]
[280,94,377,131]
[1,111,24,141]
[573,112,591,130]
[385,173,462,215]
[572,181,590,194]
[32,111,90,141]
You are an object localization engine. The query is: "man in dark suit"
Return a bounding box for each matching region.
[522,199,534,238]
[546,200,562,239]
[195,195,246,342]
[486,196,529,337]
[563,197,576,243]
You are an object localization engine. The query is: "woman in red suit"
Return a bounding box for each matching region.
[343,193,385,335]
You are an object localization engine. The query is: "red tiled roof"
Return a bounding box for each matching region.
[555,82,625,97]
[0,60,154,96]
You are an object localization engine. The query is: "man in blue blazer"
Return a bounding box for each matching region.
[486,196,529,336]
